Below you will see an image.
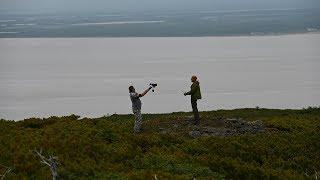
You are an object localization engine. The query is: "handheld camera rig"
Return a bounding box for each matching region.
[149,83,158,92]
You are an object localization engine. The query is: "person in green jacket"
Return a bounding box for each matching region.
[184,75,202,125]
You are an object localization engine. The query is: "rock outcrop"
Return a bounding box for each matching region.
[188,117,265,138]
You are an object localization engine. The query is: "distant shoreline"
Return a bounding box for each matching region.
[2,8,319,38]
[1,31,320,39]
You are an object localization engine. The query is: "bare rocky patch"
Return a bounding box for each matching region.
[146,116,265,137]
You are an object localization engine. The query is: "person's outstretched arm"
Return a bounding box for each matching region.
[140,86,152,97]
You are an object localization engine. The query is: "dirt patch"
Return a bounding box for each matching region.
[145,116,266,137]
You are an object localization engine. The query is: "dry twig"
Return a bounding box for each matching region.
[0,164,12,180]
[34,149,59,180]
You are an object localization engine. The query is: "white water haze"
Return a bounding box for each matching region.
[0,34,320,120]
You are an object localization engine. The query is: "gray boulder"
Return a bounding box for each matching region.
[189,130,201,138]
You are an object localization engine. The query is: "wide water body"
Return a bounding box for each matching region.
[0,34,320,120]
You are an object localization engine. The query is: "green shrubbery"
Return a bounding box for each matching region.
[0,108,319,179]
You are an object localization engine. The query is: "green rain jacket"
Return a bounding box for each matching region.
[186,81,202,100]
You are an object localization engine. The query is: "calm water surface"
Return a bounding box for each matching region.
[0,34,319,120]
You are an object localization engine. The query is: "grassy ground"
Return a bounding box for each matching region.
[0,108,319,179]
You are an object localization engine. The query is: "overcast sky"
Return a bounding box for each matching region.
[0,0,319,14]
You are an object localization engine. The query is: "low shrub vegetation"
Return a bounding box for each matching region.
[0,108,319,179]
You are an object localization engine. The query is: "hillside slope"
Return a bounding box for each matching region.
[0,108,319,179]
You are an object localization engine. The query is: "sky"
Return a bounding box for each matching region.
[0,0,319,14]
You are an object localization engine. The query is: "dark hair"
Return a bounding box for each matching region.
[129,86,135,93]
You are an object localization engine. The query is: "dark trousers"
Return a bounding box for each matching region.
[191,99,200,125]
